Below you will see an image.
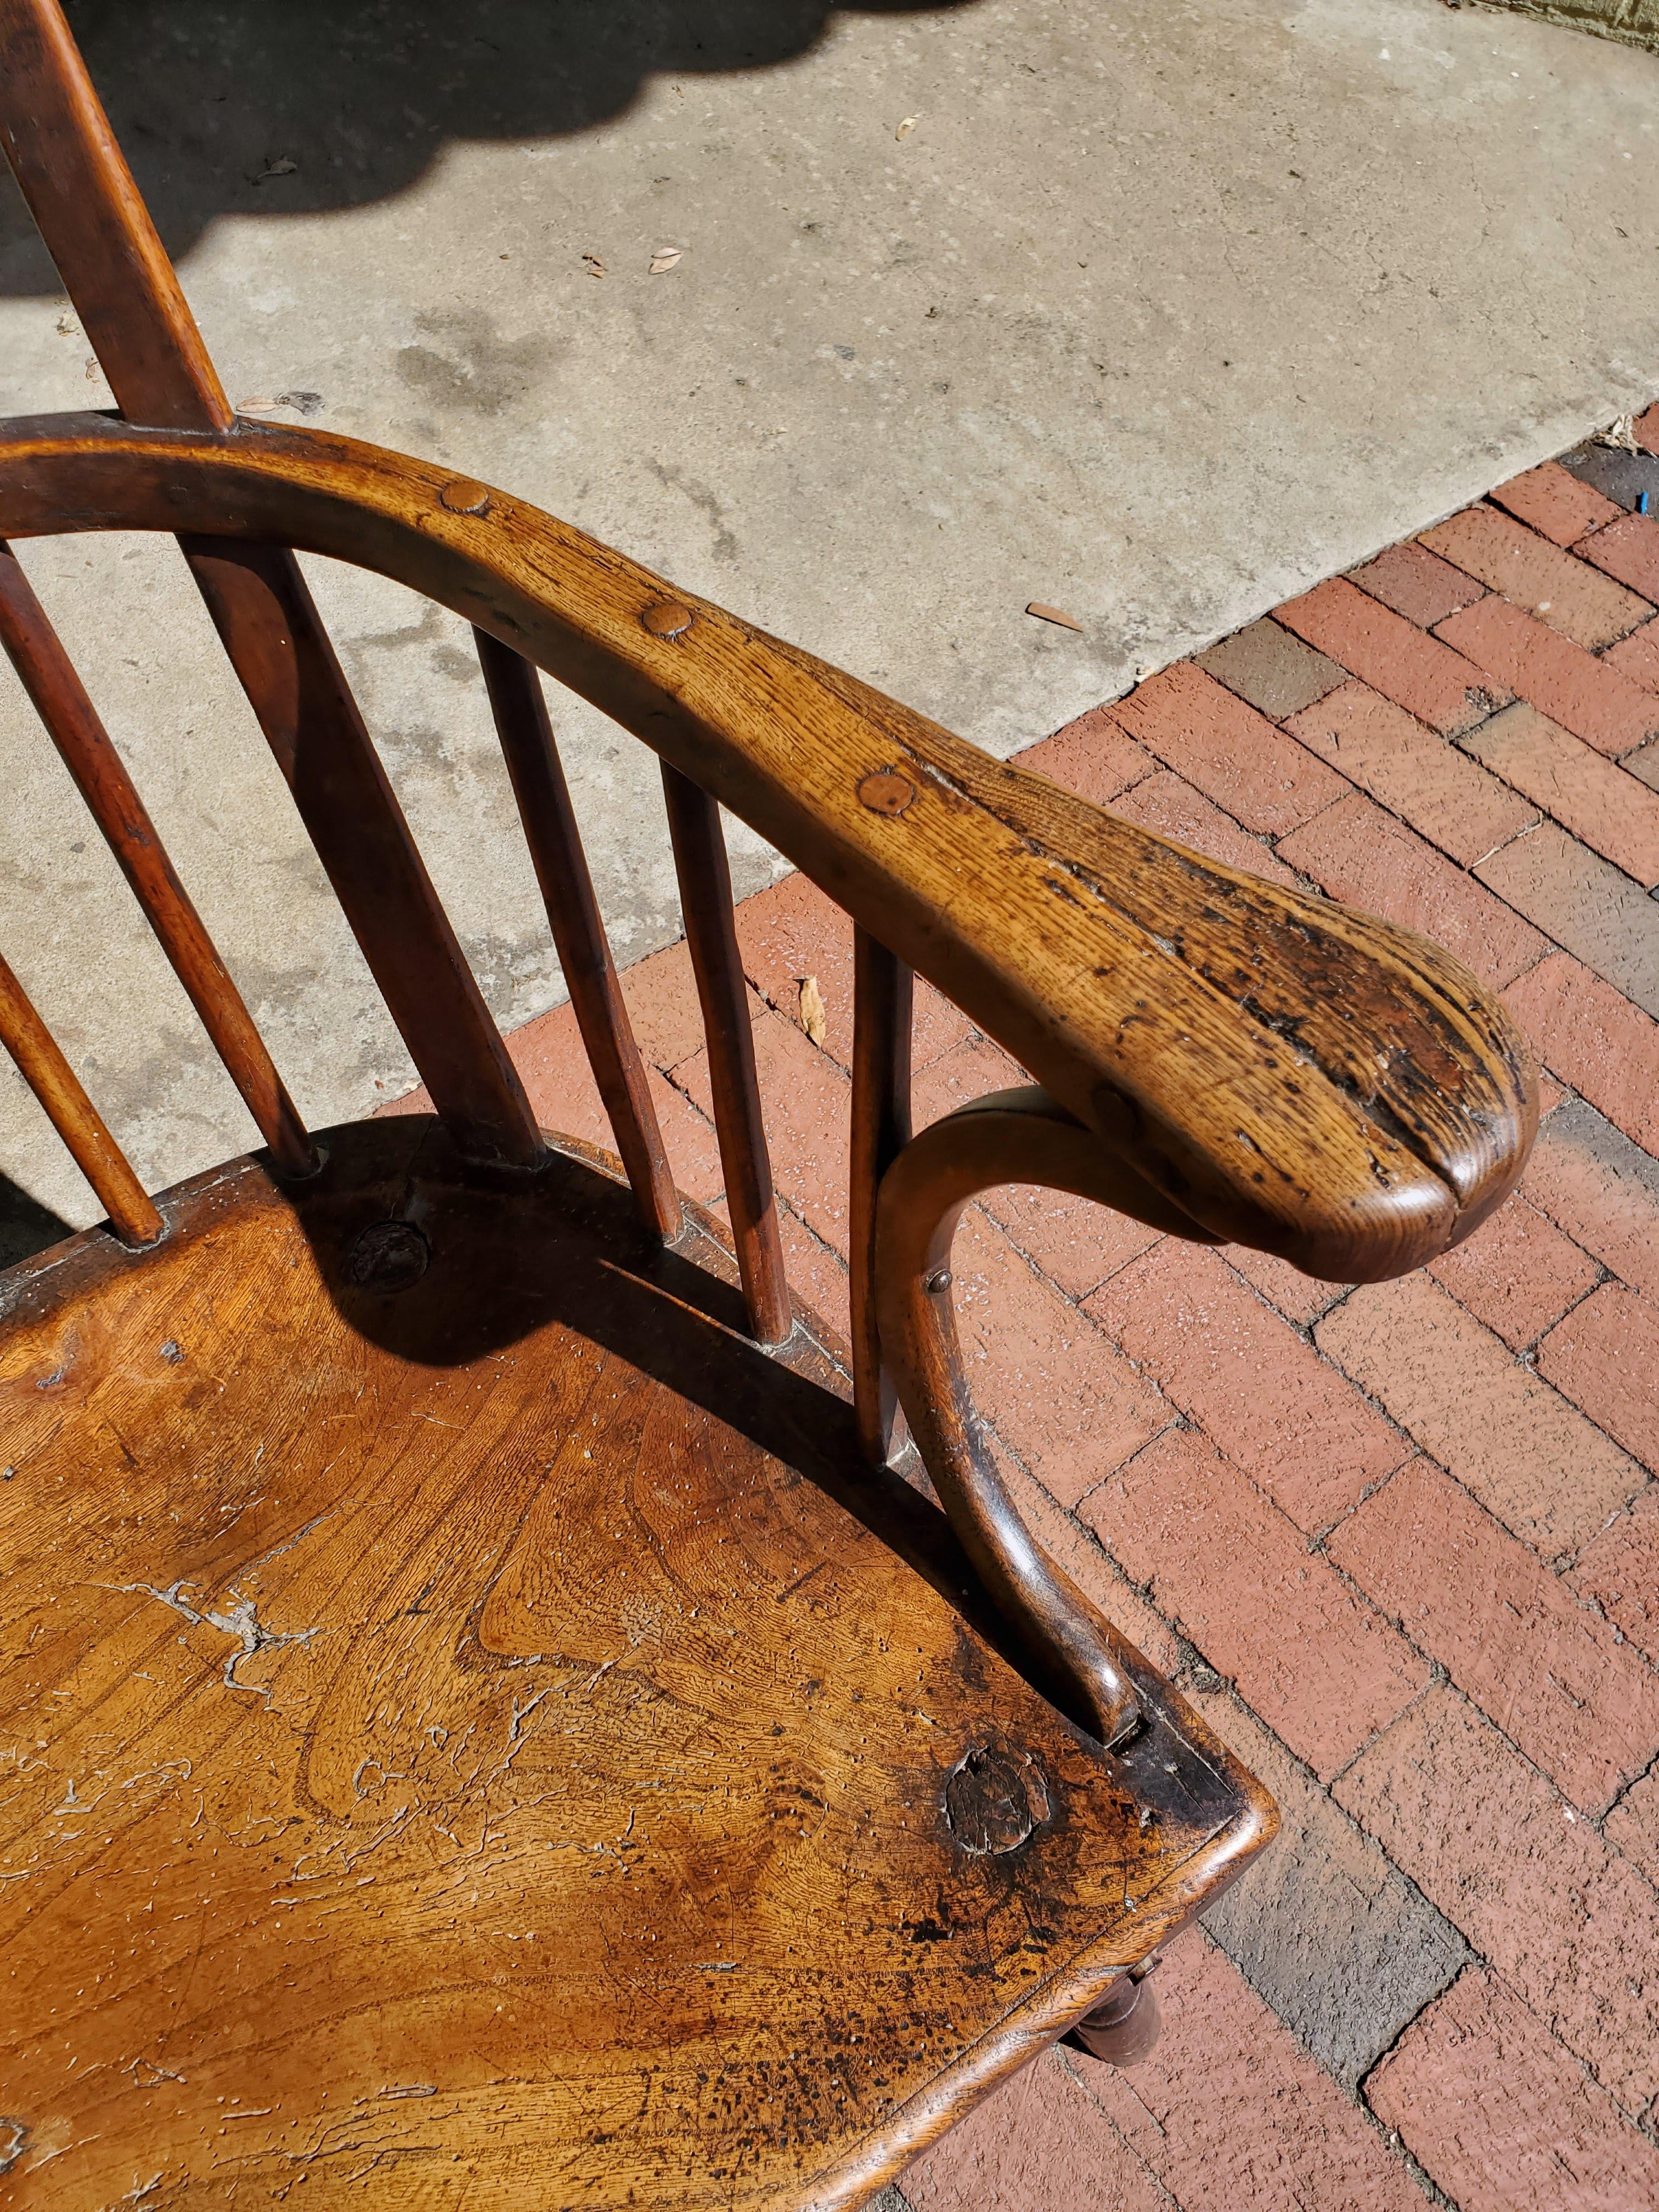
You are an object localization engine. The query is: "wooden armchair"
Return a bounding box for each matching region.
[0,4,1536,2205]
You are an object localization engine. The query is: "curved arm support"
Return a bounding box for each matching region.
[875,1086,1222,1749]
[0,412,1538,1284]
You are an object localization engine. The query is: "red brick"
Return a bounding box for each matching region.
[1435,594,1659,757]
[999,1447,1185,1676]
[1014,706,1158,809]
[1108,767,1302,886]
[711,1192,850,1349]
[1194,616,1345,720]
[1103,661,1347,835]
[1626,739,1659,793]
[952,1209,1169,1505]
[1537,1283,1659,1473]
[1334,1686,1659,2120]
[1425,1194,1599,1352]
[1316,1275,1644,1557]
[1081,1429,1427,1778]
[1461,702,1659,887]
[1489,459,1623,548]
[1284,680,1535,864]
[1504,953,1659,1156]
[1329,1459,1659,1812]
[618,936,713,1070]
[1571,1489,1659,1667]
[1635,400,1659,456]
[1277,791,1548,991]
[1606,1763,1659,1887]
[1419,505,1651,650]
[1276,575,1509,737]
[672,995,852,1252]
[1347,539,1485,629]
[915,1036,1165,1300]
[1367,1966,1659,2212]
[380,997,725,1202]
[1475,823,1659,1021]
[1224,1247,1351,1328]
[901,2046,1166,2212]
[1605,617,1659,697]
[1576,507,1659,602]
[1075,1934,1424,2212]
[1524,1096,1659,1304]
[732,868,970,1075]
[1085,1244,1408,1534]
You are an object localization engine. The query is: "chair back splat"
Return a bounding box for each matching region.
[0,3,1541,2205]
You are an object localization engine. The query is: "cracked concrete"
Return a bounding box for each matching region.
[1,0,1657,1234]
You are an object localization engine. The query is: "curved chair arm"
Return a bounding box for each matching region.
[0,410,1537,1285]
[874,1088,1221,1746]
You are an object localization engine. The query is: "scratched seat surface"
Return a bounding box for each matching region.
[0,1119,1264,2211]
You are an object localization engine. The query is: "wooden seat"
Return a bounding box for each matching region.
[0,3,1537,2204]
[0,1119,1263,2207]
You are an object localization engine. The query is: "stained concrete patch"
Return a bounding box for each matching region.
[1475,0,1659,50]
[2,0,1658,1230]
[1193,1686,1468,2089]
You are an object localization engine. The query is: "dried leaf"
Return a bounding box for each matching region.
[649,246,683,274]
[895,116,918,141]
[236,396,279,413]
[257,156,298,182]
[582,253,606,279]
[1595,414,1641,454]
[277,390,324,415]
[1026,601,1084,633]
[798,975,827,1048]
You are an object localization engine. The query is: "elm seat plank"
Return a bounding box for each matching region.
[0,1119,1267,2211]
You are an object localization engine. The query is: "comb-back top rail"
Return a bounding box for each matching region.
[0,409,1537,1289]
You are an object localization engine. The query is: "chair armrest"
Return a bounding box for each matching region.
[0,410,1536,1282]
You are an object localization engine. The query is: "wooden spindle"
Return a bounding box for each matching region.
[0,540,317,1180]
[0,0,545,1172]
[475,630,679,1238]
[0,951,162,1247]
[659,766,792,1346]
[183,543,545,1169]
[850,931,913,1464]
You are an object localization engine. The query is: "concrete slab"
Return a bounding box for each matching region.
[2,0,1658,1233]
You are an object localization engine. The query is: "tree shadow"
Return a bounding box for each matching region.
[1,1,979,295]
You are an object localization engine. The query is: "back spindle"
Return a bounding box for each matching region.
[0,949,162,1246]
[850,931,913,1463]
[0,539,318,1181]
[659,765,793,1346]
[475,630,679,1238]
[0,0,545,1174]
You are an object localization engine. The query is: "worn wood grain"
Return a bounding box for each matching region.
[0,1118,1271,2209]
[0,411,1537,1283]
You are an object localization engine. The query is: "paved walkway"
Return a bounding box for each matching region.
[391,407,1659,2209]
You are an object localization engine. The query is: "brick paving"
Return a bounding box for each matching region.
[391,405,1659,2207]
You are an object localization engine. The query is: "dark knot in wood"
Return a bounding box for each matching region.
[347,1220,431,1295]
[856,768,916,817]
[944,1745,1050,1855]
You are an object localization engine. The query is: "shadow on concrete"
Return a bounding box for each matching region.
[1,0,980,294]
[0,1171,73,1270]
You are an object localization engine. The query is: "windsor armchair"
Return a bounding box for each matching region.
[0,4,1538,2207]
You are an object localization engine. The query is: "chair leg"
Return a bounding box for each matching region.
[1064,1964,1163,2067]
